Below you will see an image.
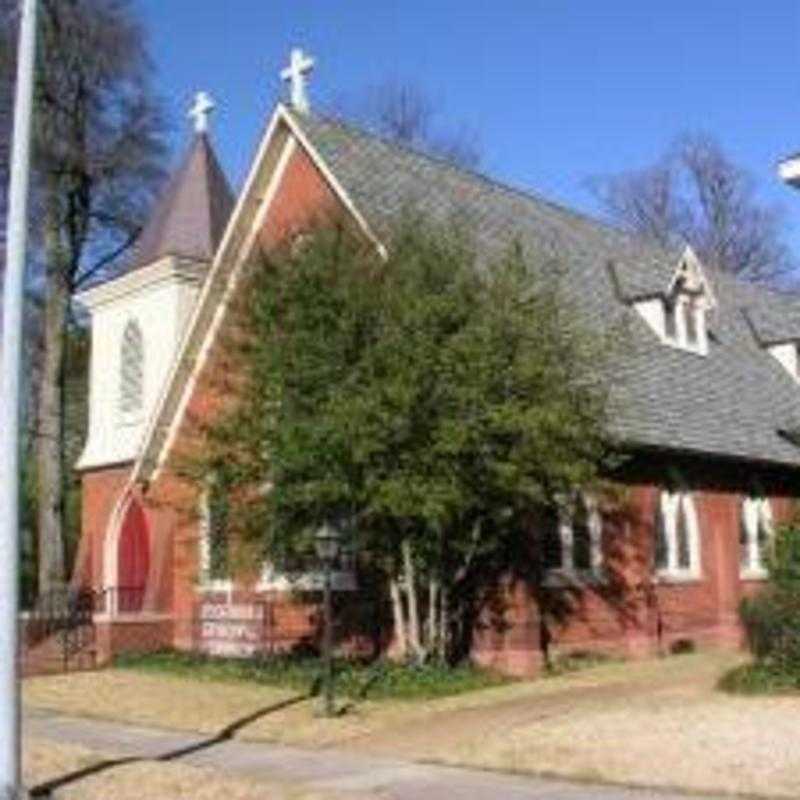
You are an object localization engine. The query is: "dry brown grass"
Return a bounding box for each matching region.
[356,651,800,799]
[23,738,368,800]
[25,651,800,798]
[22,654,705,748]
[24,670,300,737]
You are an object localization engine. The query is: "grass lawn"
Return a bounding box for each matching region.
[23,738,361,800]
[24,650,800,798]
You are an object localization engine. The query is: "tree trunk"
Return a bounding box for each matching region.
[35,207,69,596]
[427,577,439,654]
[402,538,423,661]
[389,577,408,660]
[438,584,449,662]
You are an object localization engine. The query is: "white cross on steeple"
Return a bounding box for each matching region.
[188,91,215,134]
[280,48,315,114]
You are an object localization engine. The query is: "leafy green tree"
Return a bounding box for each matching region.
[183,220,616,663]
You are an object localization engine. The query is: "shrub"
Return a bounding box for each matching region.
[718,662,799,694]
[740,588,800,670]
[739,521,800,672]
[114,650,509,701]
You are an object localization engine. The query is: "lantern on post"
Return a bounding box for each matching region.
[314,520,341,717]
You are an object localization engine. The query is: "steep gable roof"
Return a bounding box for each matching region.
[128,134,235,270]
[133,105,800,483]
[293,111,800,469]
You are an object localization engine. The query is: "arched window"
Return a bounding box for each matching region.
[119,320,144,416]
[541,493,603,578]
[200,476,230,588]
[740,497,772,577]
[683,300,698,347]
[664,300,678,341]
[654,490,702,579]
[572,495,593,572]
[654,500,669,571]
[541,505,563,571]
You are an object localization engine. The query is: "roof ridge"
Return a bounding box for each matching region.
[295,106,673,257]
[300,108,800,310]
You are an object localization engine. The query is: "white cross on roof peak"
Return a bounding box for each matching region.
[188,91,215,134]
[280,48,315,114]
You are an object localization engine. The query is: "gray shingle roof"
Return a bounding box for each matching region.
[739,285,800,345]
[128,134,234,270]
[293,110,800,469]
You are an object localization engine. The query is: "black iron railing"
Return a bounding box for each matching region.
[21,586,100,671]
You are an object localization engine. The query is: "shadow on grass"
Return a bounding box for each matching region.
[29,692,310,798]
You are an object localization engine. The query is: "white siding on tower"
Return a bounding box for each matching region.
[76,256,205,470]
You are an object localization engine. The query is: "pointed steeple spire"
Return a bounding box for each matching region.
[129,92,234,271]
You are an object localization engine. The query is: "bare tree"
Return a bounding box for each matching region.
[1,0,166,594]
[349,79,482,169]
[590,134,795,285]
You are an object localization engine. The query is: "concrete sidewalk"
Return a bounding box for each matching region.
[25,708,725,800]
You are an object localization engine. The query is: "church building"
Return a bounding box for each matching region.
[72,50,800,675]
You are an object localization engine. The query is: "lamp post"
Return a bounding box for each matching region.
[314,521,341,717]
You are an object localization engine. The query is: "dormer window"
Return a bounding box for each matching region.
[684,300,698,347]
[632,248,715,356]
[664,300,677,341]
[659,292,707,353]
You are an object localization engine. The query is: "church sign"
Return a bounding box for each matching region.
[196,602,266,658]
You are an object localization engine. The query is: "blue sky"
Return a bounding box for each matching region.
[135,0,800,250]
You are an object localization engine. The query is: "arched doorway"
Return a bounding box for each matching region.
[117,499,150,613]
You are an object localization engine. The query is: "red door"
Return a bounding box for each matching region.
[117,500,149,613]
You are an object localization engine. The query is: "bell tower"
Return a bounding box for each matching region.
[76,93,234,471]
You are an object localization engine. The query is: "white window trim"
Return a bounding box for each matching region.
[545,493,604,585]
[655,490,702,582]
[198,489,233,594]
[662,294,708,356]
[740,497,773,581]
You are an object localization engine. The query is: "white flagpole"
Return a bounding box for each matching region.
[0,0,38,796]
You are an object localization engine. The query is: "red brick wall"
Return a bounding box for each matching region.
[473,478,797,675]
[74,465,132,588]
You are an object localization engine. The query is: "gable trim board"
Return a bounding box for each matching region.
[130,105,387,488]
[145,133,298,483]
